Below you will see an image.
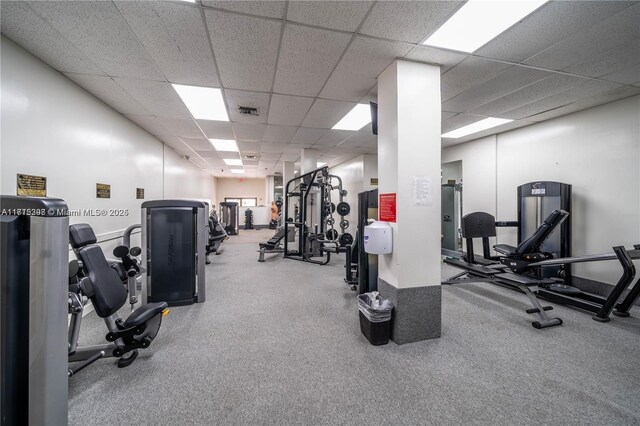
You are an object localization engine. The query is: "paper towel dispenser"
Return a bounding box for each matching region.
[364,221,392,254]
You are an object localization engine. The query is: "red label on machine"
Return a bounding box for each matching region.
[379,193,396,223]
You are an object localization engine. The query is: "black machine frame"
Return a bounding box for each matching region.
[283,166,352,265]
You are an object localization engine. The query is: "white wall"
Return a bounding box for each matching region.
[442,95,640,283]
[215,177,268,206]
[1,36,215,255]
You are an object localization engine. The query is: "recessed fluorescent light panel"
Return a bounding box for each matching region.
[423,0,548,53]
[209,139,238,152]
[223,159,243,166]
[172,84,228,121]
[230,169,245,174]
[332,104,371,131]
[317,162,326,167]
[442,117,512,139]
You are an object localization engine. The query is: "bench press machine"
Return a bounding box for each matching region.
[444,210,640,327]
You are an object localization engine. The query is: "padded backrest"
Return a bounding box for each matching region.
[460,212,497,238]
[516,209,569,255]
[77,245,127,318]
[69,223,97,248]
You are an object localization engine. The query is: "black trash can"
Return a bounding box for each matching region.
[357,292,393,346]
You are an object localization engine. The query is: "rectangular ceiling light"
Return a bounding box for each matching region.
[172,84,228,121]
[209,139,238,152]
[317,162,326,167]
[332,104,371,131]
[230,169,245,174]
[442,117,513,139]
[224,158,243,166]
[423,0,548,53]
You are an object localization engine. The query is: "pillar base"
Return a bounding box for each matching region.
[378,278,441,344]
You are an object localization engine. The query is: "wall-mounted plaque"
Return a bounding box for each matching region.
[96,183,111,199]
[136,188,145,199]
[370,178,378,186]
[17,173,47,196]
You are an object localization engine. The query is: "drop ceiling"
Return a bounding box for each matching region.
[1,0,639,176]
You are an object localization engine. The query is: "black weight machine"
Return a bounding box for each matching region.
[283,166,353,265]
[344,188,378,292]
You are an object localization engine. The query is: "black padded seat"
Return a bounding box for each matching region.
[77,245,128,318]
[494,209,568,257]
[124,302,168,328]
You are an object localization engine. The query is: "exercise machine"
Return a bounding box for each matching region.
[206,209,227,263]
[1,195,69,425]
[283,166,353,265]
[68,223,169,369]
[444,210,568,328]
[141,200,207,306]
[220,201,239,235]
[444,210,640,325]
[258,199,288,262]
[343,188,378,293]
[244,208,254,230]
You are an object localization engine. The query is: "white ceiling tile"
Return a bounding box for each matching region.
[287,1,372,32]
[160,118,203,138]
[182,138,216,151]
[274,24,351,97]
[259,152,282,160]
[202,1,285,19]
[291,127,328,144]
[441,57,512,102]
[301,99,356,128]
[261,142,291,153]
[564,40,640,78]
[442,111,457,121]
[113,78,191,118]
[442,66,552,113]
[359,86,378,103]
[263,125,298,142]
[195,150,220,159]
[125,115,168,136]
[224,89,270,123]
[603,62,640,85]
[197,120,234,140]
[160,135,189,152]
[498,79,621,120]
[467,74,588,117]
[64,73,150,115]
[231,123,266,141]
[29,1,163,80]
[1,2,104,75]
[404,46,466,71]
[320,37,412,101]
[476,1,633,63]
[442,114,488,134]
[267,94,314,126]
[205,9,281,91]
[238,141,262,152]
[523,3,640,71]
[443,120,534,146]
[313,129,355,146]
[115,1,219,86]
[360,1,463,43]
[337,127,375,147]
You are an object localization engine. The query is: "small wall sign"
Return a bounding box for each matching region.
[379,193,396,223]
[370,178,378,186]
[17,173,47,197]
[136,188,145,199]
[96,183,111,199]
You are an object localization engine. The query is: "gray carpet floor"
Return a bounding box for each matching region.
[69,234,640,425]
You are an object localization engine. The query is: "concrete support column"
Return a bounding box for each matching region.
[377,60,442,344]
[301,148,318,174]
